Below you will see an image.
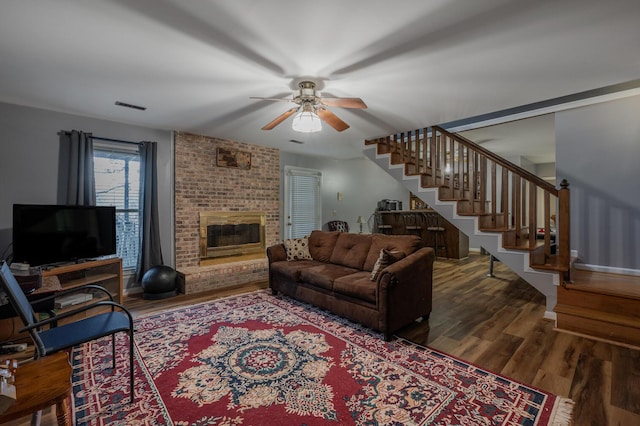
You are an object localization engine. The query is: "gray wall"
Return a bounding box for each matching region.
[556,95,640,269]
[280,152,410,238]
[0,102,175,270]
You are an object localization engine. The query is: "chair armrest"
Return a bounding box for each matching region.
[19,300,133,332]
[267,244,287,263]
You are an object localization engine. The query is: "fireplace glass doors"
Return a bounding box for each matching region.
[199,211,266,264]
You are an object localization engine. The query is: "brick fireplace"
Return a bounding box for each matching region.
[174,132,280,294]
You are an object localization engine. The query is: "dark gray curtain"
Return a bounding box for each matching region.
[59,130,96,205]
[137,141,163,281]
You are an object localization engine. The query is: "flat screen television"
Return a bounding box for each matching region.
[12,204,117,267]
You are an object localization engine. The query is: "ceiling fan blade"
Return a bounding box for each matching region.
[261,107,298,130]
[250,97,295,103]
[317,109,350,132]
[320,97,367,109]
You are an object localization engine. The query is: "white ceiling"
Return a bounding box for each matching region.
[1,0,639,161]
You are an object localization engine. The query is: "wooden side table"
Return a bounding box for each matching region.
[0,352,72,426]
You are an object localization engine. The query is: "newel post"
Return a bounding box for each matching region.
[558,179,571,271]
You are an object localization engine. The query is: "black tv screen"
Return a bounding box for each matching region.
[12,204,117,267]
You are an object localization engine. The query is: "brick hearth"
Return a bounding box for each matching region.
[174,132,280,293]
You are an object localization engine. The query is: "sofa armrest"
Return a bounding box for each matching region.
[267,244,287,263]
[377,247,435,339]
[379,247,434,287]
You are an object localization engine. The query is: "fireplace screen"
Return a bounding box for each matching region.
[200,211,266,262]
[207,223,260,247]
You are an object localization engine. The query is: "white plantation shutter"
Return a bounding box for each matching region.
[285,166,321,239]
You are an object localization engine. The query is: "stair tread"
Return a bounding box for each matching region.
[530,262,568,272]
[565,269,640,299]
[478,226,511,232]
[439,198,469,202]
[555,303,640,328]
[509,238,543,247]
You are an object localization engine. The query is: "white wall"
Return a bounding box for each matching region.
[0,102,175,270]
[556,95,640,269]
[279,152,410,238]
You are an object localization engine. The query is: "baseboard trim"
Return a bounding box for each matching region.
[574,263,640,277]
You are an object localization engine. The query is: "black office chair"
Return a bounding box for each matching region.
[0,261,135,403]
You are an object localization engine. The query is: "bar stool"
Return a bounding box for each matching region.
[375,212,393,234]
[425,213,447,258]
[401,212,423,236]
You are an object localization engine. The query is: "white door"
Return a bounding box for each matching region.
[284,166,322,239]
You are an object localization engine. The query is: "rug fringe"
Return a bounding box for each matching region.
[549,397,574,426]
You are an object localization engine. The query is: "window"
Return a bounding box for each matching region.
[93,144,141,270]
[284,166,322,239]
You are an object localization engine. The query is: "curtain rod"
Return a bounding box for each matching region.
[58,130,143,146]
[90,136,143,146]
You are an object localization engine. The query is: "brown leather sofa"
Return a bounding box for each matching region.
[267,230,435,340]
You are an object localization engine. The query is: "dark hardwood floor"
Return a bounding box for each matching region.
[6,253,640,425]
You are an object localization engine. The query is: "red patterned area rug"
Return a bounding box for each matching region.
[70,290,573,425]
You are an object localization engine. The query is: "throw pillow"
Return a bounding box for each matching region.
[370,249,405,281]
[284,237,313,261]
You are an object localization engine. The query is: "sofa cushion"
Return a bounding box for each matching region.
[333,271,378,304]
[284,237,313,261]
[329,233,373,270]
[370,249,406,281]
[308,230,341,262]
[270,260,323,281]
[299,264,360,291]
[363,234,422,271]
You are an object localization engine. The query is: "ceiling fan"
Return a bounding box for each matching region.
[251,81,367,132]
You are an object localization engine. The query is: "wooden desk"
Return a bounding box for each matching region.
[0,352,71,426]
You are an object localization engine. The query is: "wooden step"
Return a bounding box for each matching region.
[456,199,490,214]
[566,269,640,299]
[478,214,507,230]
[530,253,566,272]
[555,304,640,348]
[555,271,640,348]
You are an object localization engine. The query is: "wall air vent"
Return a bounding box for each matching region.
[115,101,147,111]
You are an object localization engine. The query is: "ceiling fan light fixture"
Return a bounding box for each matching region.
[292,105,322,133]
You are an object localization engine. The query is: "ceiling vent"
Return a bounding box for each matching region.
[115,101,146,111]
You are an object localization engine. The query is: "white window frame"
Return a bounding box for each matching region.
[93,141,141,270]
[284,166,322,239]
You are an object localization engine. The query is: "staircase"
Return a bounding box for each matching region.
[364,126,640,348]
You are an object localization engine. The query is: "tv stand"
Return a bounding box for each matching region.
[41,257,123,310]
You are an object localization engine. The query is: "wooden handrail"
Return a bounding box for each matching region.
[433,126,558,196]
